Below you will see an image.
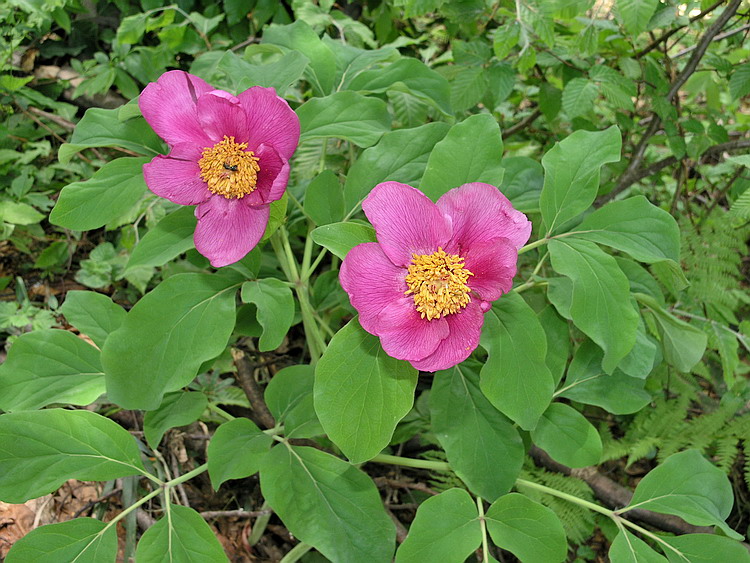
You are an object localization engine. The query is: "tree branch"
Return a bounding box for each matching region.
[231,348,276,430]
[608,0,743,204]
[502,108,542,139]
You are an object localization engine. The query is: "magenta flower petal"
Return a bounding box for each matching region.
[196,92,250,144]
[438,183,532,252]
[409,301,485,372]
[339,243,407,335]
[376,298,449,362]
[362,182,452,267]
[139,70,214,147]
[464,238,518,302]
[194,196,270,268]
[237,86,301,160]
[143,155,212,205]
[252,144,289,204]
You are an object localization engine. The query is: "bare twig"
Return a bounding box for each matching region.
[231,348,276,429]
[199,509,272,519]
[502,108,542,139]
[673,22,750,59]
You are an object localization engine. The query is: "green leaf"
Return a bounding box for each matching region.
[560,340,651,415]
[226,50,309,96]
[609,530,668,563]
[260,445,395,562]
[135,504,229,562]
[540,126,621,234]
[625,449,739,538]
[314,318,417,463]
[431,363,524,501]
[450,65,488,112]
[531,403,602,467]
[636,293,707,373]
[265,365,323,438]
[241,278,295,352]
[117,13,147,44]
[590,65,636,111]
[479,292,554,431]
[616,0,659,36]
[498,156,543,213]
[618,314,658,379]
[60,108,163,164]
[144,391,208,448]
[50,157,150,231]
[207,418,274,489]
[348,57,451,115]
[102,273,238,410]
[395,489,481,563]
[304,170,344,226]
[262,20,336,95]
[0,201,44,225]
[344,122,450,212]
[298,91,391,148]
[0,409,146,503]
[539,304,570,386]
[661,534,750,563]
[539,82,562,121]
[310,221,377,259]
[420,114,505,201]
[485,493,567,563]
[126,206,197,271]
[60,290,126,349]
[572,196,680,263]
[562,78,598,118]
[5,518,117,563]
[0,329,104,412]
[548,239,639,373]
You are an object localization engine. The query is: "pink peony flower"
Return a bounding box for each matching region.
[139,70,300,267]
[340,182,531,372]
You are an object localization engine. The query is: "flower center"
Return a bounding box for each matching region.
[198,136,260,199]
[404,247,473,321]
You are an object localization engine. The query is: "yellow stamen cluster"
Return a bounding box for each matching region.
[198,136,260,199]
[404,247,473,321]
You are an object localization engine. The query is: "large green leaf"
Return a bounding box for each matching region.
[344,122,450,212]
[265,365,323,439]
[135,504,229,562]
[395,489,481,563]
[262,20,336,95]
[310,221,376,259]
[420,114,505,201]
[5,518,117,563]
[241,278,295,352]
[560,340,651,415]
[661,534,750,563]
[729,63,750,100]
[199,50,309,96]
[298,91,391,148]
[636,293,707,373]
[479,292,554,430]
[102,273,239,410]
[531,403,602,468]
[260,444,395,562]
[348,57,451,115]
[561,78,598,118]
[0,329,104,412]
[0,409,146,503]
[314,318,417,463]
[625,449,739,538]
[572,196,679,263]
[126,206,196,271]
[616,0,659,36]
[144,391,208,448]
[207,418,274,489]
[60,290,126,349]
[304,170,344,226]
[485,493,567,563]
[431,363,524,501]
[609,530,668,563]
[539,126,621,234]
[50,157,150,230]
[549,239,639,373]
[59,108,163,164]
[498,156,544,213]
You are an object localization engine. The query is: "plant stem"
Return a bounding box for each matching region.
[208,403,235,422]
[280,542,313,563]
[477,496,490,563]
[371,453,450,471]
[518,237,548,255]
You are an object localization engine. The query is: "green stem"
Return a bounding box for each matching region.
[319,139,328,174]
[477,496,490,563]
[280,542,313,563]
[208,403,235,422]
[248,501,273,546]
[518,237,549,255]
[371,453,450,471]
[515,478,612,517]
